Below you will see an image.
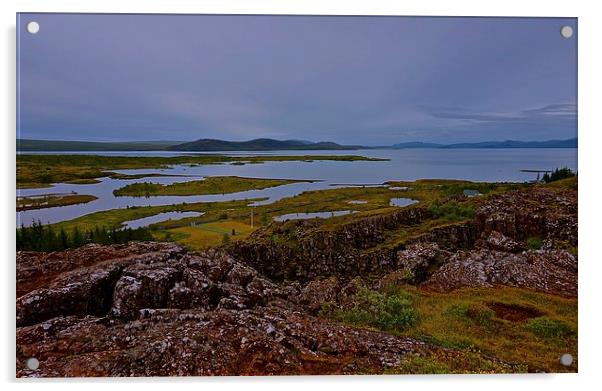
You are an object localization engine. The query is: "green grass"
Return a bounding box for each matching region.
[386,351,525,374]
[427,200,475,221]
[153,220,255,250]
[113,176,309,197]
[321,285,577,373]
[525,317,576,340]
[323,288,418,332]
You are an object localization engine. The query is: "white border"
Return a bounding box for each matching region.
[2,1,601,390]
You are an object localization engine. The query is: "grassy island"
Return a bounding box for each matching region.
[112,176,310,197]
[17,194,98,211]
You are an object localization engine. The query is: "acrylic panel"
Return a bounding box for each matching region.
[16,13,578,377]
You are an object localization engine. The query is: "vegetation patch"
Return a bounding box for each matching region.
[113,176,308,197]
[525,317,576,340]
[542,167,576,184]
[322,285,577,373]
[386,351,525,374]
[17,194,97,211]
[154,220,255,251]
[323,288,418,332]
[427,200,475,221]
[526,236,544,250]
[17,220,153,251]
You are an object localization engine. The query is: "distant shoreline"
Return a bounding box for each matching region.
[17,137,578,152]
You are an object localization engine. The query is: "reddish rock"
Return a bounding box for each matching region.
[474,188,577,246]
[394,242,451,283]
[423,249,577,297]
[478,231,526,253]
[300,277,340,312]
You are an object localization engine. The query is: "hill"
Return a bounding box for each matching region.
[17,139,180,151]
[170,138,360,151]
[391,138,577,149]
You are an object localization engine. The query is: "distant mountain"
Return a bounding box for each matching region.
[440,138,577,149]
[17,139,180,151]
[391,138,577,149]
[170,138,361,151]
[17,137,577,152]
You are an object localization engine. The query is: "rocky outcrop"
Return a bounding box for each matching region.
[16,305,435,377]
[394,243,451,284]
[17,242,184,297]
[477,231,526,253]
[423,249,577,297]
[474,188,577,246]
[412,223,478,250]
[16,242,460,377]
[228,207,429,281]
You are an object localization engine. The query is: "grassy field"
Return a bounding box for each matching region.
[322,285,577,373]
[17,154,386,188]
[17,194,98,211]
[154,220,254,250]
[48,198,258,233]
[113,176,310,197]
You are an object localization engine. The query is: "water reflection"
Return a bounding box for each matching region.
[389,198,419,207]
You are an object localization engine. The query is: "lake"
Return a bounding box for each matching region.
[16,148,577,227]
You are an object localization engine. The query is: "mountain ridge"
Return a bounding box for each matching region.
[17,137,577,151]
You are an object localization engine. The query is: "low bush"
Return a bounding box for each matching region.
[526,317,575,339]
[331,289,418,332]
[428,201,475,221]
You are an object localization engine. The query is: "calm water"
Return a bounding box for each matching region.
[389,198,419,207]
[122,211,204,229]
[16,148,577,227]
[274,210,356,222]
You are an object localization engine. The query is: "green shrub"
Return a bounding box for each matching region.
[428,201,475,221]
[526,236,543,250]
[333,289,417,332]
[526,317,575,339]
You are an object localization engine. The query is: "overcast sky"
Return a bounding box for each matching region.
[17,14,577,145]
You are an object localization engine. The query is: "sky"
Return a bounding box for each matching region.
[17,14,577,145]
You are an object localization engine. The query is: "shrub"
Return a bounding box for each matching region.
[333,289,417,332]
[526,236,543,250]
[526,317,575,339]
[428,201,475,221]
